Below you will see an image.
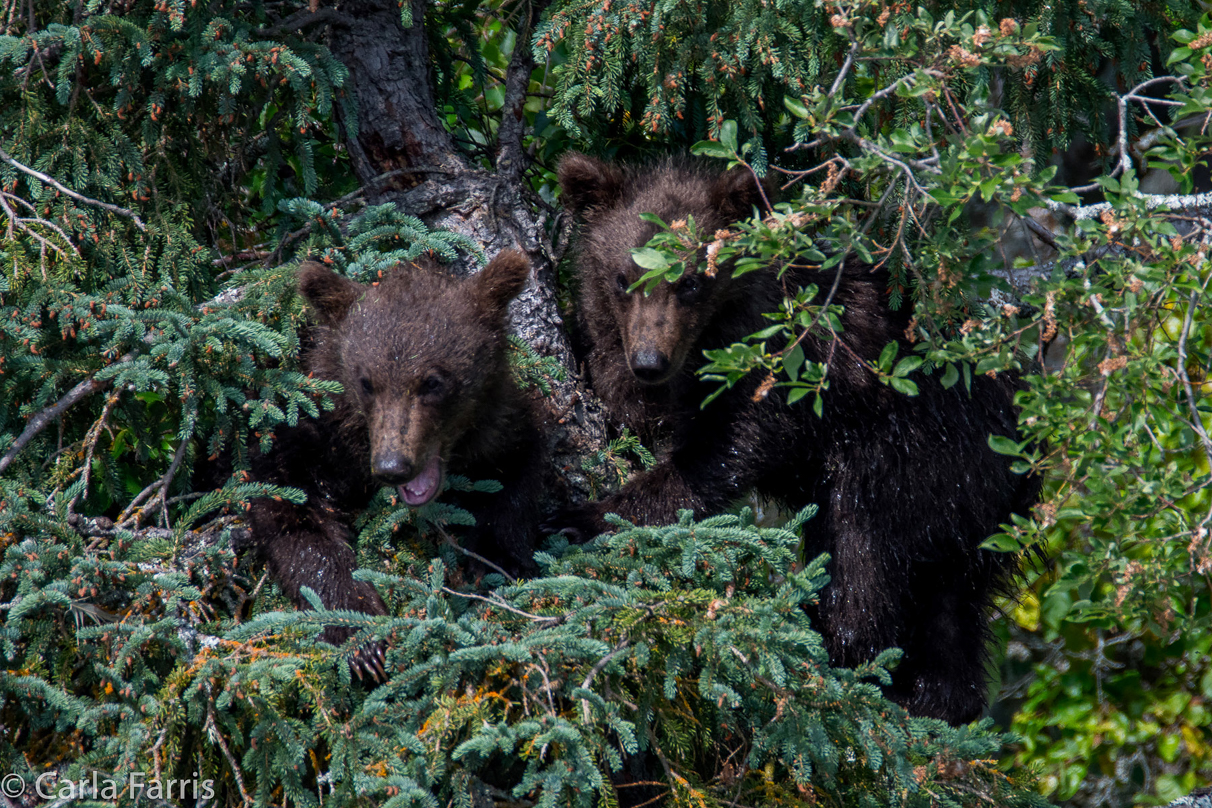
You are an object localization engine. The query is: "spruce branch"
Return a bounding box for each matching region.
[0,353,135,475]
[0,146,146,231]
[266,167,455,265]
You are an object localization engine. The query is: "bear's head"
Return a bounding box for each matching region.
[558,153,768,386]
[297,250,530,505]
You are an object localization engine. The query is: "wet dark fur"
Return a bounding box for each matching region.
[246,251,547,647]
[555,154,1041,724]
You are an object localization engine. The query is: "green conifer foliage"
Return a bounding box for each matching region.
[1,509,1048,807]
[0,0,362,518]
[537,0,1196,166]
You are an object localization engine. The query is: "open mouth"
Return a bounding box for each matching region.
[398,455,443,506]
[630,368,677,386]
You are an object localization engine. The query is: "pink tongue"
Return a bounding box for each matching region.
[399,455,443,506]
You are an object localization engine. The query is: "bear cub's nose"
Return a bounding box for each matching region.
[630,348,672,383]
[372,454,415,485]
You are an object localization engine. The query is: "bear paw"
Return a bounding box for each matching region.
[320,625,389,683]
[348,640,388,683]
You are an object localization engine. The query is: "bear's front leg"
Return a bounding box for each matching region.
[884,572,1002,725]
[545,392,778,539]
[246,497,388,680]
[544,452,741,540]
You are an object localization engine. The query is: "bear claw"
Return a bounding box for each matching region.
[349,641,387,683]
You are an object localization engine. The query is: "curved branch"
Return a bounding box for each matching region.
[0,353,135,475]
[496,0,553,180]
[252,7,350,37]
[0,147,145,231]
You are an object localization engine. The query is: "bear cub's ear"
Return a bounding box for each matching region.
[710,167,772,223]
[557,153,625,216]
[473,249,531,314]
[298,261,362,326]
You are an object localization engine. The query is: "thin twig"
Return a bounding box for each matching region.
[580,637,630,722]
[437,524,516,582]
[645,725,676,783]
[1069,76,1189,194]
[206,698,252,808]
[439,586,561,622]
[495,0,552,180]
[1176,284,1212,465]
[117,476,161,527]
[1019,214,1060,251]
[69,389,122,514]
[532,651,559,714]
[1047,189,1212,222]
[234,570,270,626]
[149,725,169,783]
[1116,77,1186,179]
[0,190,78,258]
[252,6,347,36]
[845,71,936,134]
[155,437,191,528]
[827,38,861,97]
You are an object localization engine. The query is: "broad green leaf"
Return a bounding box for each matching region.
[987,434,1022,456]
[877,342,898,372]
[784,96,810,119]
[892,356,923,377]
[631,248,671,270]
[784,344,805,382]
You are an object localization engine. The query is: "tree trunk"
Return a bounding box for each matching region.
[329,0,465,181]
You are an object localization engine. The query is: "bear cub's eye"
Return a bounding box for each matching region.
[615,273,630,293]
[418,374,446,398]
[677,274,702,300]
[360,377,374,396]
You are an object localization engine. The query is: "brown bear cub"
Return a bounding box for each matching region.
[554,154,1040,725]
[246,250,546,677]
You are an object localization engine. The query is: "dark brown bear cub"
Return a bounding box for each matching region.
[246,250,545,674]
[554,154,1039,725]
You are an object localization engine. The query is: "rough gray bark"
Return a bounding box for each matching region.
[494,0,550,181]
[1171,789,1212,808]
[330,0,467,182]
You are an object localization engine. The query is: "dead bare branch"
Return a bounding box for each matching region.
[0,353,135,475]
[0,146,146,231]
